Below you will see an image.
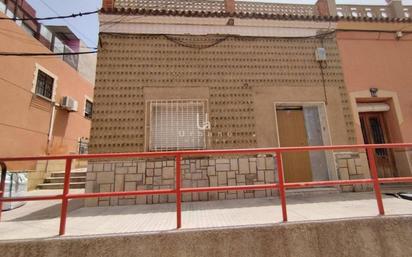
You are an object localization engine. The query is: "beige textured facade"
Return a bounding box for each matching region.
[91,34,354,152]
[86,10,374,206]
[85,0,412,206]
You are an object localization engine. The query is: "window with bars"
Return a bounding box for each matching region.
[35,70,54,100]
[148,99,207,151]
[85,99,93,119]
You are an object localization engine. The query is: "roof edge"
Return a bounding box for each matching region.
[99,7,412,23]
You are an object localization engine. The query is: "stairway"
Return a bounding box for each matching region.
[37,169,86,189]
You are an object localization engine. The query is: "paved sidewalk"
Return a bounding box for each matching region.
[1,190,412,240]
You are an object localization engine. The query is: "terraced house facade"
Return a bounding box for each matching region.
[86,0,412,206]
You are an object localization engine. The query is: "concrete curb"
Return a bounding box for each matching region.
[1,215,411,257]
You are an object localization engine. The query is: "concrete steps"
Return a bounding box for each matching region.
[37,182,86,190]
[50,170,86,178]
[37,170,86,190]
[44,176,86,183]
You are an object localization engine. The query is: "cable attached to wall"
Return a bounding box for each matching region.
[101,30,337,50]
[317,36,328,105]
[164,30,337,49]
[162,35,230,49]
[318,61,328,105]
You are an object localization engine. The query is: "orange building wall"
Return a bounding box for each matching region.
[0,15,93,169]
[336,26,412,144]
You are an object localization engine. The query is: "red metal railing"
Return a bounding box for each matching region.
[1,143,412,236]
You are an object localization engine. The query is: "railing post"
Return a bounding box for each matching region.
[366,148,385,215]
[0,161,7,222]
[275,152,288,222]
[59,157,73,235]
[175,154,182,229]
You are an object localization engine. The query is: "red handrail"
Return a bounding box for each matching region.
[0,143,412,236]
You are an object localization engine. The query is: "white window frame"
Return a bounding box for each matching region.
[146,99,208,151]
[31,63,58,102]
[84,95,93,119]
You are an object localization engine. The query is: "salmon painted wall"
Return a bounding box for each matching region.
[336,24,412,144]
[0,15,93,169]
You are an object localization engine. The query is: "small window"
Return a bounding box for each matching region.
[148,99,207,151]
[78,137,89,154]
[85,99,93,119]
[35,70,54,100]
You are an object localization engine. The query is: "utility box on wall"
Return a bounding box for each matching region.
[61,96,78,112]
[315,47,327,61]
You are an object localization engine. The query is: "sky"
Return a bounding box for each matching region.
[26,0,412,49]
[26,0,102,49]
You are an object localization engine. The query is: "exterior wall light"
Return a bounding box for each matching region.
[370,87,378,97]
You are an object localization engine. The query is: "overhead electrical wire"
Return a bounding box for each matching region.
[0,10,99,21]
[0,51,97,56]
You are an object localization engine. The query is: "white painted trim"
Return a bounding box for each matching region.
[100,15,336,37]
[357,102,390,113]
[32,63,58,102]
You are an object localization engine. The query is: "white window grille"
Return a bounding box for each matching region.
[148,99,207,151]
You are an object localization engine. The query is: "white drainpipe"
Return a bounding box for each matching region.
[47,102,58,154]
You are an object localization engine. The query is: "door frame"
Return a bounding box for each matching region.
[359,111,398,177]
[273,102,337,181]
[350,90,412,177]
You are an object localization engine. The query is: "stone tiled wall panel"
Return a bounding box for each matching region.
[86,156,278,207]
[335,152,372,192]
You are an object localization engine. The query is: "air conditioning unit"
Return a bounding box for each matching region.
[61,96,78,112]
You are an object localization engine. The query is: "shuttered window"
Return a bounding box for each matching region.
[149,99,207,151]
